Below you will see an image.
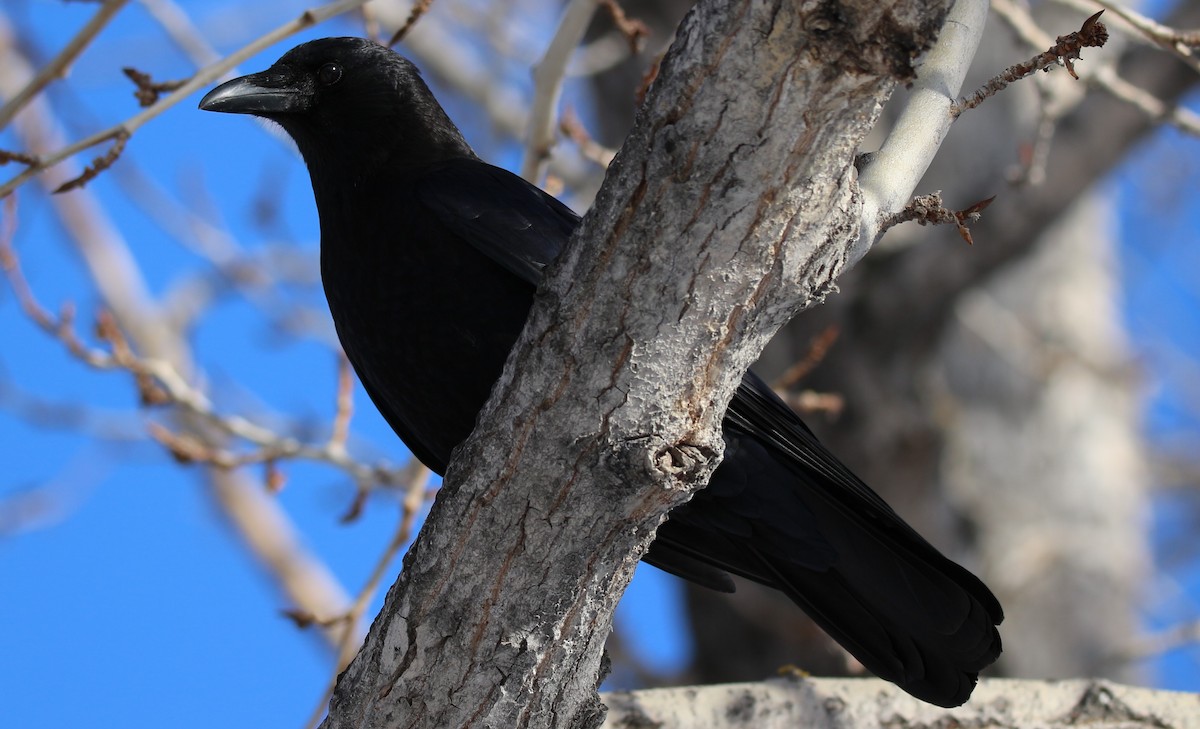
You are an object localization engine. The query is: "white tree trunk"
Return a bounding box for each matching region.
[936,193,1148,681]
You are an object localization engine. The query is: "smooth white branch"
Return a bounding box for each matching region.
[853,0,988,263]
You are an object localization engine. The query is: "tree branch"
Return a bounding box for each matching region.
[522,0,601,183]
[0,0,130,130]
[854,0,988,264]
[322,1,953,727]
[602,677,1198,728]
[0,0,371,199]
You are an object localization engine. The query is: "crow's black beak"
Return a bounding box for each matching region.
[199,72,308,115]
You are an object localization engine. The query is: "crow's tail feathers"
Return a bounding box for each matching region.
[649,371,1003,708]
[747,492,1002,708]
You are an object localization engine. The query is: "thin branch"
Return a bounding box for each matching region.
[386,0,435,46]
[992,0,1056,50]
[52,129,129,193]
[1090,63,1200,136]
[0,0,130,130]
[369,3,599,191]
[1112,620,1200,662]
[560,106,617,167]
[0,449,112,538]
[1083,0,1200,74]
[122,67,189,108]
[2,228,410,491]
[0,0,371,199]
[852,0,989,264]
[772,324,840,390]
[1007,82,1061,186]
[1,23,358,653]
[598,0,648,54]
[953,10,1109,113]
[521,0,600,183]
[882,192,995,245]
[993,0,1200,136]
[0,374,143,441]
[785,390,845,419]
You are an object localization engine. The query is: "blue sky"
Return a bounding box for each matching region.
[2,2,1198,728]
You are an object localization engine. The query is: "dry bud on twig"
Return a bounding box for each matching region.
[122,67,188,108]
[53,130,130,194]
[886,192,996,246]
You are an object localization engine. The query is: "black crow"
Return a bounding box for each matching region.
[200,37,1002,707]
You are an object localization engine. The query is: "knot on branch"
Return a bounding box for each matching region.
[654,442,716,484]
[804,2,949,83]
[610,435,720,499]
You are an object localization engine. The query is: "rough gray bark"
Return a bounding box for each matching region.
[602,678,1200,727]
[321,1,952,727]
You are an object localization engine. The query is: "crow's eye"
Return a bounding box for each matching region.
[318,62,342,86]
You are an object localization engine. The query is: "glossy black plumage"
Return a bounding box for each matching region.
[200,37,1003,707]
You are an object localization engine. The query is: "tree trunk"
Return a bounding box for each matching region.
[321,2,952,727]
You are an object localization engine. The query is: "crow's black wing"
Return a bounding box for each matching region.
[417,158,579,286]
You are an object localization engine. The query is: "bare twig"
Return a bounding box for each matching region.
[2,229,410,491]
[1113,620,1200,662]
[360,2,383,44]
[1007,88,1060,186]
[853,0,989,263]
[135,0,222,67]
[0,0,130,130]
[368,3,599,191]
[330,352,355,453]
[1091,63,1200,136]
[883,192,995,245]
[387,0,434,46]
[787,390,845,420]
[954,11,1109,114]
[0,149,38,166]
[598,0,649,54]
[122,67,188,107]
[559,107,616,167]
[993,0,1200,137]
[0,0,372,199]
[0,374,143,441]
[0,451,112,538]
[52,129,129,193]
[772,325,841,390]
[1,23,358,652]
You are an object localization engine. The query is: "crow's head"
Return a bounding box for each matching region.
[200,37,473,174]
